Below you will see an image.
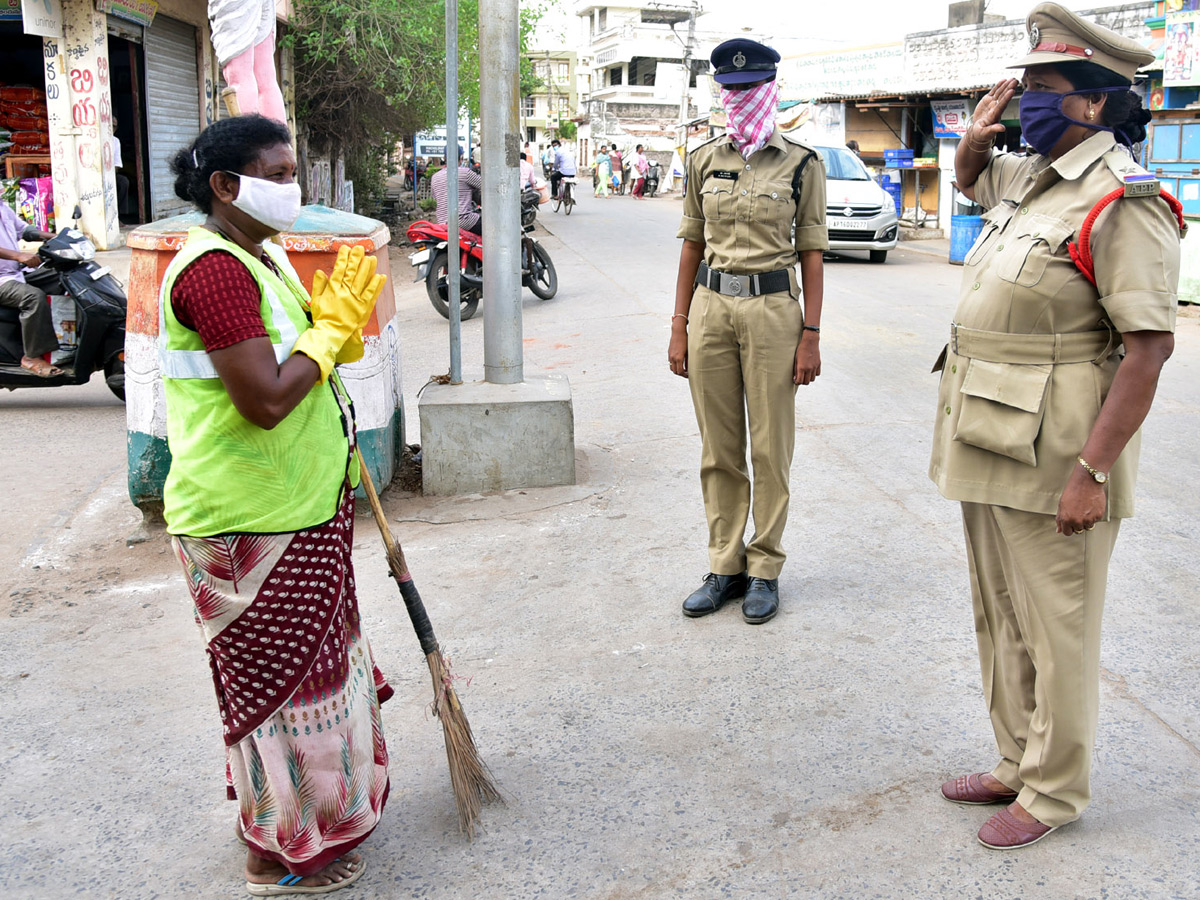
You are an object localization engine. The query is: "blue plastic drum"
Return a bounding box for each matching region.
[949,214,985,265]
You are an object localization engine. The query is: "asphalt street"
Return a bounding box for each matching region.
[2,190,1199,899]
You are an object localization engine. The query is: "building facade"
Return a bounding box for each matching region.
[522,50,579,148]
[1142,0,1200,301]
[3,0,294,249]
[574,2,711,164]
[776,2,1155,233]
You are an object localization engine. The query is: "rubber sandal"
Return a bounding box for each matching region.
[245,859,365,896]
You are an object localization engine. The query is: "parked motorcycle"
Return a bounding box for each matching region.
[0,226,127,400]
[406,187,557,321]
[643,161,661,198]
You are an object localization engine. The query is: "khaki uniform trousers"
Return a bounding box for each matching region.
[961,501,1120,827]
[687,284,802,579]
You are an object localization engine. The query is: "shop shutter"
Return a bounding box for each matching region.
[144,15,200,219]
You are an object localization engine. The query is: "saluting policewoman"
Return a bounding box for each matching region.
[670,39,828,625]
[932,3,1180,849]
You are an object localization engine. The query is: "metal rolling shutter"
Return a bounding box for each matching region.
[144,15,200,219]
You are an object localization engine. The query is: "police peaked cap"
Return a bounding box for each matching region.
[711,39,780,85]
[1009,2,1155,84]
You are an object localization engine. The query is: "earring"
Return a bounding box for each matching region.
[1088,109,1096,120]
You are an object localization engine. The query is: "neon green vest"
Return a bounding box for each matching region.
[159,227,359,537]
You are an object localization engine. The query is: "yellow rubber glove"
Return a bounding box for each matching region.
[311,269,363,364]
[293,245,386,380]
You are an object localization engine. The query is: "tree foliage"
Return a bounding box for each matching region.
[288,0,545,208]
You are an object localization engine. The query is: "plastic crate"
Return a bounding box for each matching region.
[893,158,914,168]
[883,148,915,161]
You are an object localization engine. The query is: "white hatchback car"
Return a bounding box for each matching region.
[817,145,900,263]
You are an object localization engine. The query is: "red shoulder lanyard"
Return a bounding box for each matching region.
[1067,188,1187,287]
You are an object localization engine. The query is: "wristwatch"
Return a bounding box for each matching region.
[1077,456,1108,484]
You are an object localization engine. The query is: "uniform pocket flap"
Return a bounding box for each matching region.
[954,359,1052,466]
[1012,214,1073,252]
[982,203,1016,228]
[960,359,1052,413]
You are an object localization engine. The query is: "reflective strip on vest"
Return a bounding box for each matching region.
[157,245,302,379]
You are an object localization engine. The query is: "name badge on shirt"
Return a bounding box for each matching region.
[711,170,739,181]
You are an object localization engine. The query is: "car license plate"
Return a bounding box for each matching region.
[828,217,875,230]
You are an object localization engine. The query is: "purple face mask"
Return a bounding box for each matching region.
[1018,86,1133,156]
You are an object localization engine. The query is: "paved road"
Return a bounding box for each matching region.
[2,192,1198,899]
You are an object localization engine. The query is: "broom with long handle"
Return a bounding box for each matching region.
[354,448,502,836]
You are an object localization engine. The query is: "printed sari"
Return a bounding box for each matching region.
[173,488,392,876]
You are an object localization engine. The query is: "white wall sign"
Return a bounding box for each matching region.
[21,0,62,36]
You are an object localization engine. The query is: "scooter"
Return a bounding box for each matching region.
[643,162,661,198]
[0,226,126,400]
[406,187,557,321]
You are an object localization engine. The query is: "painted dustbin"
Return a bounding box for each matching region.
[125,205,403,517]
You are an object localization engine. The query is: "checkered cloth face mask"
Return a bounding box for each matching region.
[721,79,779,160]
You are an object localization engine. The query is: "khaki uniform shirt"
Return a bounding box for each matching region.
[677,129,829,275]
[930,132,1180,518]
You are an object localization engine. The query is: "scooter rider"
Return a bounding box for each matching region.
[431,146,483,237]
[0,203,60,377]
[550,139,577,200]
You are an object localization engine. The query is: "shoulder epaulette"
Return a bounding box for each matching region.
[1102,148,1159,198]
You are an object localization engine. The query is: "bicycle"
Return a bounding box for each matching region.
[553,177,576,215]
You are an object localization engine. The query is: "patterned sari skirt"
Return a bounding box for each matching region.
[172,488,392,876]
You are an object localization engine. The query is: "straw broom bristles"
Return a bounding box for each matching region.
[355,450,502,837]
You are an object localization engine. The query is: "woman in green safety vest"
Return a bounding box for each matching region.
[163,115,389,896]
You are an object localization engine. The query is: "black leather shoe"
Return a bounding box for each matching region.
[742,577,779,624]
[682,571,748,618]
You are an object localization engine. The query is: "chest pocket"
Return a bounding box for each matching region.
[701,177,735,220]
[964,204,1015,267]
[995,213,1074,288]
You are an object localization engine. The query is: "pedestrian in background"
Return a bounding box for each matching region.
[669,39,827,625]
[594,145,612,198]
[610,145,624,194]
[164,115,391,895]
[630,144,648,199]
[932,2,1179,850]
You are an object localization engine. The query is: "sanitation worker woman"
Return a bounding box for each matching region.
[931,3,1179,850]
[164,115,391,895]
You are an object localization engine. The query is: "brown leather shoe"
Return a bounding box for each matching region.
[977,806,1058,850]
[941,772,1019,806]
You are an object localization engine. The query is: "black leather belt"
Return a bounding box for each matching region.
[696,262,791,298]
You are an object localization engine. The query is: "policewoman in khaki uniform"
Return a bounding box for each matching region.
[932,3,1180,850]
[670,39,827,625]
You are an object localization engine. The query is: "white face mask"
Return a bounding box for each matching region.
[226,172,302,234]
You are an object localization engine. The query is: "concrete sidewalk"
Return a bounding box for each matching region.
[1,192,1197,899]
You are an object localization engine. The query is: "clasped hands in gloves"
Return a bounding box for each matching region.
[293,244,387,381]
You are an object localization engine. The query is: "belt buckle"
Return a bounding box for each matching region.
[725,274,745,297]
[951,323,960,355]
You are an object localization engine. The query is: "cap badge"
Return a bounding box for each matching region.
[733,51,746,68]
[1029,23,1040,49]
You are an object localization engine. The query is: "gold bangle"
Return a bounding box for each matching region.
[966,135,994,153]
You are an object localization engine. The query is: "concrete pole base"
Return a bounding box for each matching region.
[419,373,576,495]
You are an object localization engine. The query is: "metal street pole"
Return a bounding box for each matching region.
[678,1,697,151]
[479,0,523,384]
[446,0,463,383]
